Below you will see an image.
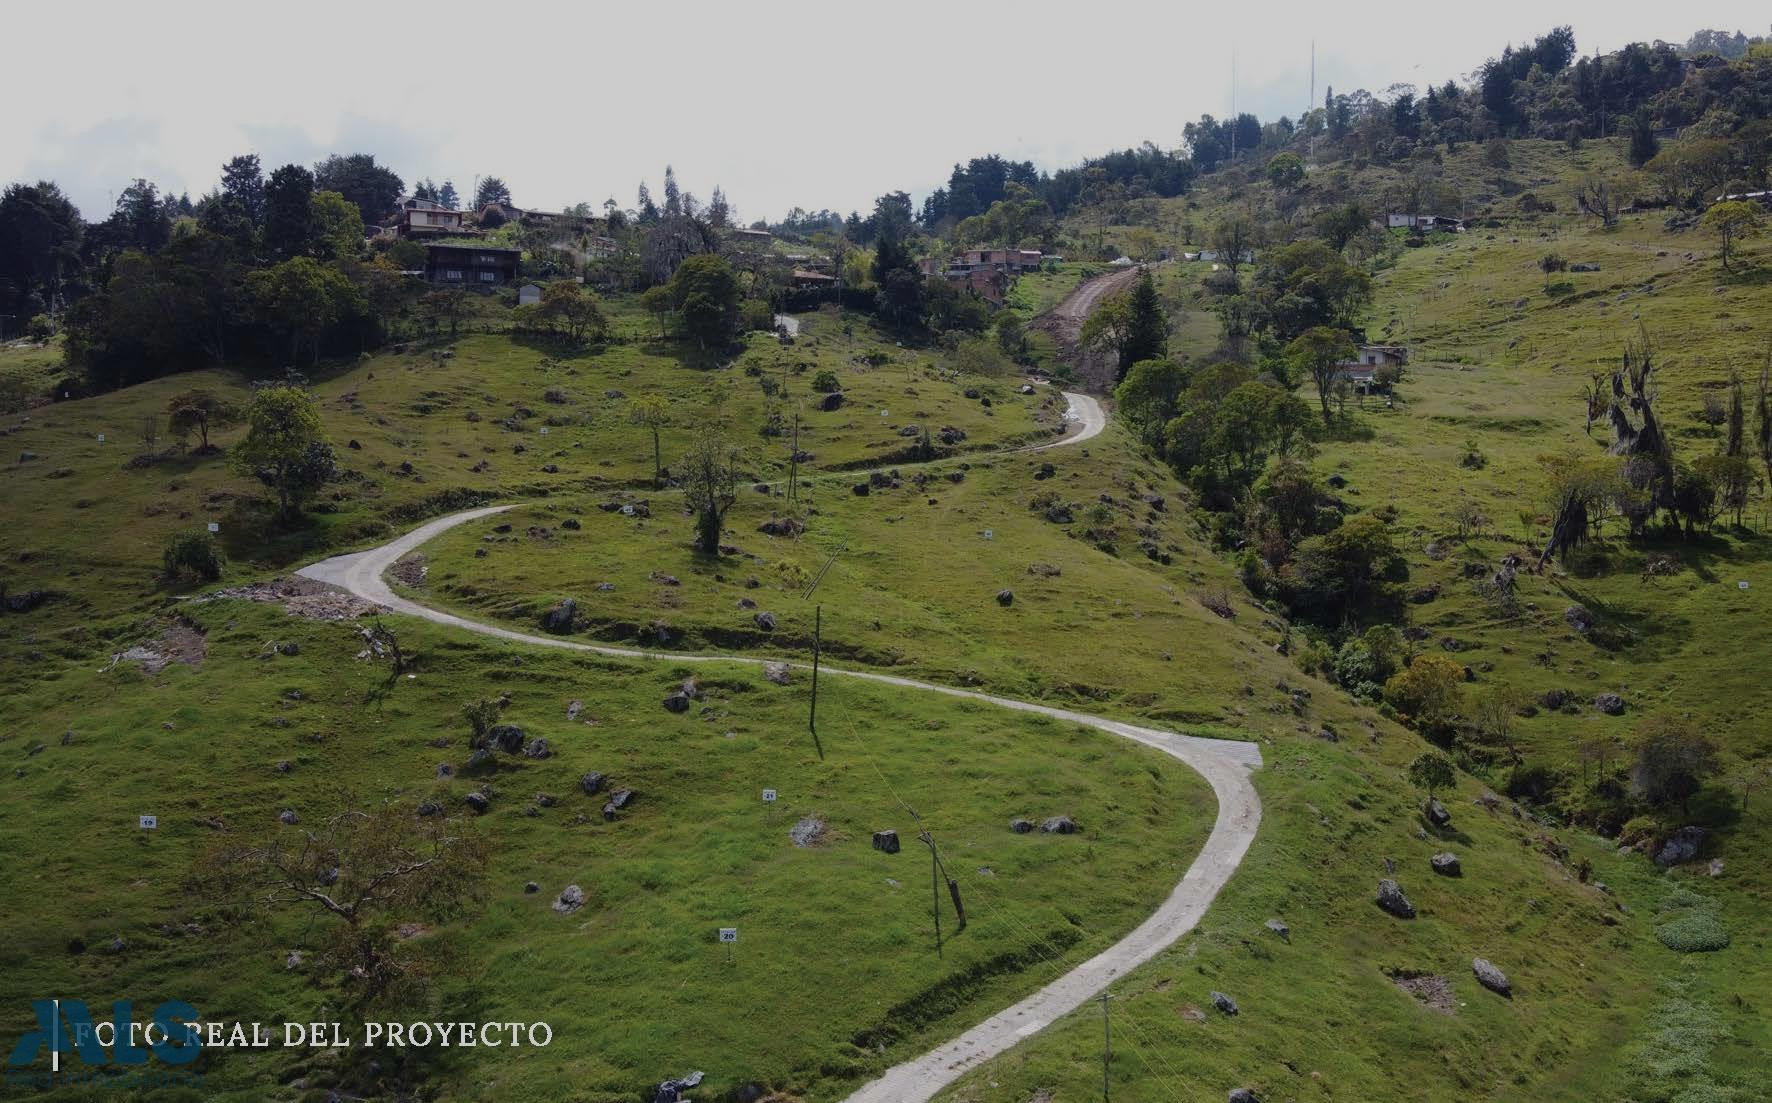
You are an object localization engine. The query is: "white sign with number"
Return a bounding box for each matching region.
[718,928,738,943]
[207,522,219,533]
[762,789,777,803]
[539,427,549,435]
[97,433,105,443]
[983,529,993,540]
[139,815,157,830]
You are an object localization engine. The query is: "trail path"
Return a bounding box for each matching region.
[295,384,1257,1103]
[1031,264,1150,390]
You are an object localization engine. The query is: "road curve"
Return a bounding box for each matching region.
[295,387,1257,1103]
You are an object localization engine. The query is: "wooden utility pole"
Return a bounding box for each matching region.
[788,411,801,502]
[1099,992,1113,1102]
[921,828,943,957]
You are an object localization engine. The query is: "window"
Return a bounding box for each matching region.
[442,269,463,280]
[478,271,497,282]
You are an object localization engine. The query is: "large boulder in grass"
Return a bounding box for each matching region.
[541,598,576,633]
[1041,815,1079,834]
[1430,852,1462,877]
[1211,991,1239,1016]
[1472,957,1512,998]
[486,723,526,754]
[553,884,585,914]
[763,661,791,685]
[1426,799,1451,827]
[1228,1091,1261,1103]
[1594,692,1626,716]
[1654,825,1706,867]
[1376,879,1416,919]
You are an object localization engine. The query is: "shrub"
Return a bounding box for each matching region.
[811,370,840,393]
[162,530,223,583]
[26,314,55,341]
[1383,655,1465,735]
[1654,890,1730,953]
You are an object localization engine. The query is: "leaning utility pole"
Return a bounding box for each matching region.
[921,828,944,957]
[787,411,801,502]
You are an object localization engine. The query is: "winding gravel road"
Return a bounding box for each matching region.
[296,386,1258,1103]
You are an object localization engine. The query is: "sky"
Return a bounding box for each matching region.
[2,1,1767,225]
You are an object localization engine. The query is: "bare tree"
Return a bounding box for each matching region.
[1574,175,1622,228]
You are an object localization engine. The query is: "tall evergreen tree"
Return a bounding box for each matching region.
[220,154,265,226]
[263,164,315,261]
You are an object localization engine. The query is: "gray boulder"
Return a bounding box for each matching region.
[1472,957,1512,997]
[1426,799,1451,827]
[996,589,1014,606]
[1564,605,1595,634]
[1211,991,1238,1015]
[1594,692,1626,715]
[753,611,776,631]
[464,791,490,814]
[1654,825,1705,867]
[763,661,791,685]
[1376,879,1416,919]
[663,690,692,714]
[541,598,576,633]
[872,830,900,854]
[1228,1091,1261,1103]
[553,884,585,914]
[1009,817,1034,834]
[1041,815,1079,834]
[580,771,606,796]
[601,788,635,821]
[1430,852,1462,877]
[486,723,526,754]
[278,809,300,825]
[1263,918,1290,943]
[522,738,551,759]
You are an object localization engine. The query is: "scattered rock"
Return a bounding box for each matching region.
[1654,825,1705,867]
[553,885,585,914]
[278,809,299,825]
[541,598,576,634]
[436,763,453,778]
[524,881,539,894]
[1228,1091,1261,1103]
[1376,879,1416,919]
[601,788,635,820]
[1593,692,1626,715]
[1041,815,1079,834]
[1564,605,1595,634]
[522,738,552,759]
[790,816,826,847]
[285,950,302,969]
[1009,817,1034,834]
[1263,918,1290,943]
[663,690,692,713]
[1430,852,1462,877]
[486,723,526,754]
[416,800,443,817]
[872,829,900,854]
[1410,584,1441,604]
[851,481,870,496]
[753,611,777,631]
[1708,857,1725,878]
[1472,957,1512,998]
[996,588,1014,606]
[758,517,803,537]
[580,772,606,796]
[763,661,791,685]
[566,699,583,720]
[464,791,490,814]
[1425,799,1451,827]
[1211,991,1239,1015]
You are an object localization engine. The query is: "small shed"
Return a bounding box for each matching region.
[518,283,543,306]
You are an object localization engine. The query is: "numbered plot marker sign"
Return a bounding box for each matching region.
[718,927,738,943]
[207,522,219,533]
[139,815,158,830]
[539,427,549,435]
[983,529,993,540]
[1740,581,1751,591]
[762,788,777,803]
[96,433,105,443]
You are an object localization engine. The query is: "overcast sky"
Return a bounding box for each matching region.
[3,1,1766,225]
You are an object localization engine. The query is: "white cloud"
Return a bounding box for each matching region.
[2,0,1764,222]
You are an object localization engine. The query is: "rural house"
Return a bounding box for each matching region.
[1334,344,1408,391]
[390,196,472,239]
[424,243,521,285]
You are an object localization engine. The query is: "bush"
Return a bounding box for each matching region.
[1655,907,1730,953]
[162,530,223,583]
[26,314,55,341]
[811,370,840,393]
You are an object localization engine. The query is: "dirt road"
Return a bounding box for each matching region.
[294,387,1258,1103]
[1032,264,1149,390]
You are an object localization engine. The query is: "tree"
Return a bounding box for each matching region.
[627,393,670,485]
[231,384,337,520]
[245,257,364,365]
[0,181,83,317]
[313,153,403,226]
[1283,513,1406,625]
[474,176,512,209]
[166,390,240,452]
[1313,202,1370,254]
[437,181,460,211]
[680,425,740,554]
[1252,241,1372,344]
[422,286,466,337]
[1701,200,1763,272]
[1406,750,1457,802]
[1286,326,1358,424]
[1574,175,1622,228]
[1210,215,1254,275]
[536,281,608,342]
[1114,358,1187,444]
[1539,252,1568,290]
[1118,270,1168,376]
[263,165,315,260]
[206,802,486,1011]
[1384,656,1465,736]
[1627,106,1660,168]
[107,179,172,253]
[1266,153,1306,191]
[220,154,266,226]
[639,285,672,338]
[308,190,365,261]
[668,254,742,352]
[1632,716,1719,813]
